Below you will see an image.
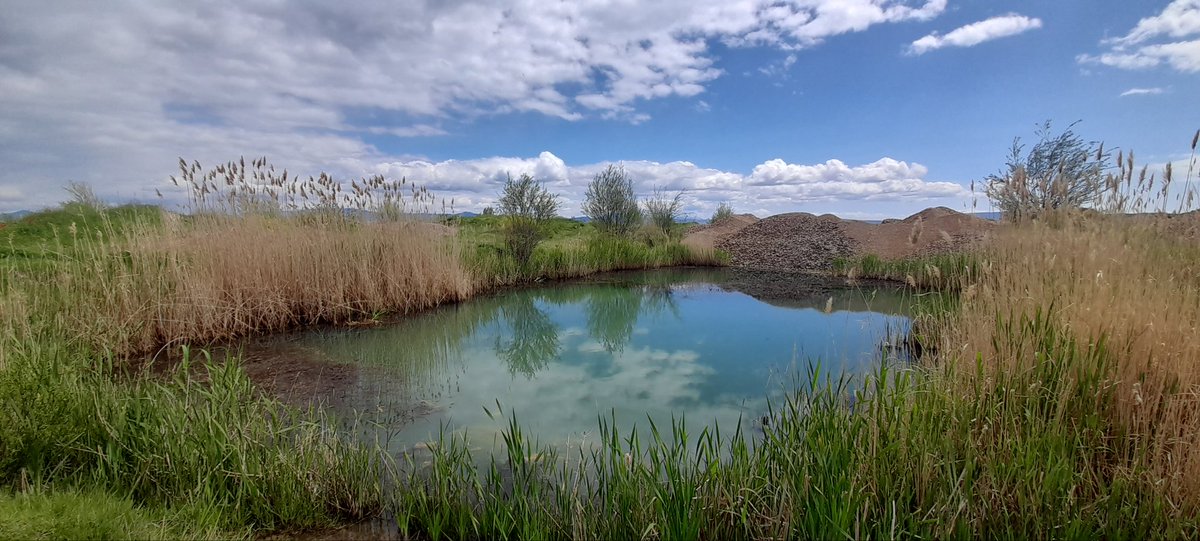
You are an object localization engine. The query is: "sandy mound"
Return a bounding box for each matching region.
[844,207,995,260]
[682,214,758,251]
[717,213,857,271]
[714,207,995,271]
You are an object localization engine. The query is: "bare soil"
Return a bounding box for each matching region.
[681,214,759,251]
[684,206,996,271]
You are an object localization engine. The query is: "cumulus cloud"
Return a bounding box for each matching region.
[1078,0,1200,73]
[0,0,951,212]
[361,152,968,217]
[1120,87,1166,97]
[908,14,1043,55]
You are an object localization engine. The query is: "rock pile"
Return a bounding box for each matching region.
[716,213,858,271]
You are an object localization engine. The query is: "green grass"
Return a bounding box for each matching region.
[0,489,182,540]
[0,204,162,268]
[453,215,725,287]
[832,252,981,290]
[386,308,1192,539]
[0,330,387,536]
[6,204,1190,538]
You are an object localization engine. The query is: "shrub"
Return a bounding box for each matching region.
[583,165,641,236]
[984,120,1110,221]
[710,202,733,225]
[497,173,559,266]
[642,189,684,239]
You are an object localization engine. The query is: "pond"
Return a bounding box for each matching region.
[245,268,913,454]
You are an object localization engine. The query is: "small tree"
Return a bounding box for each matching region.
[710,202,734,225]
[63,181,105,212]
[583,165,641,236]
[985,121,1110,221]
[498,173,559,265]
[642,189,684,238]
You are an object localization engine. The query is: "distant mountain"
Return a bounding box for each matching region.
[971,211,1002,221]
[570,216,591,223]
[0,210,31,222]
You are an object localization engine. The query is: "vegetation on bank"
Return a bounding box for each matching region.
[3,127,1199,538]
[382,131,1200,539]
[0,158,721,537]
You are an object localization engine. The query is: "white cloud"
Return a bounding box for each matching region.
[1120,87,1166,97]
[1106,0,1200,47]
[1078,0,1200,73]
[0,0,950,211]
[909,14,1043,55]
[362,152,968,217]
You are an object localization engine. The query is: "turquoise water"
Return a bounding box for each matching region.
[257,269,912,452]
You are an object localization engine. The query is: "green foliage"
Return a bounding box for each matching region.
[0,204,162,268]
[642,189,684,238]
[710,201,734,225]
[832,252,982,290]
[0,337,385,535]
[498,173,559,266]
[582,165,641,236]
[985,120,1110,220]
[0,489,181,540]
[389,309,1192,539]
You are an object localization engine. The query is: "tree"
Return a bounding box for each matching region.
[642,189,684,238]
[985,121,1110,221]
[710,202,734,225]
[498,173,559,266]
[583,165,641,236]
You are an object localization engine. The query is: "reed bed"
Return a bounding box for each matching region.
[0,157,723,537]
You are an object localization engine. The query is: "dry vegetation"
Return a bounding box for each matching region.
[4,132,1200,538]
[946,216,1200,508]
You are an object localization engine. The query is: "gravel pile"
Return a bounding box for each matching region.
[717,213,858,271]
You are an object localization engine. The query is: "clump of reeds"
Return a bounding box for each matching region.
[3,158,474,356]
[939,128,1200,511]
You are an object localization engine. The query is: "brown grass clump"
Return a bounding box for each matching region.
[17,212,471,356]
[2,157,477,356]
[940,131,1200,510]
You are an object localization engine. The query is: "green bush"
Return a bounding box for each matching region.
[642,190,683,238]
[710,202,734,225]
[497,173,558,266]
[582,165,641,236]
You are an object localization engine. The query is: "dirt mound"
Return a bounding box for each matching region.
[712,207,995,271]
[842,207,995,260]
[682,213,758,251]
[716,213,857,271]
[903,206,958,222]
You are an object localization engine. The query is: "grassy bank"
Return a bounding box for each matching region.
[832,252,982,290]
[0,182,721,537]
[382,212,1200,539]
[5,152,1199,537]
[450,214,725,288]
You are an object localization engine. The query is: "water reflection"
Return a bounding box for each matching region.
[494,292,560,378]
[249,269,914,452]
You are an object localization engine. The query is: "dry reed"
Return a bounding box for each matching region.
[942,129,1200,509]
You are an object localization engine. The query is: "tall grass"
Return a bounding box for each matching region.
[379,132,1200,538]
[832,252,981,290]
[0,312,388,536]
[0,157,723,537]
[467,233,726,289]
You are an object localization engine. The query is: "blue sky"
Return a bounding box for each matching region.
[1,1,1197,219]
